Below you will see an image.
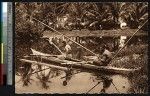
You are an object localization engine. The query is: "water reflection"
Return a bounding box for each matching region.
[36,68,52,89]
[62,69,73,86]
[100,76,112,93]
[15,68,131,94]
[84,73,113,93]
[31,65,62,89]
[90,72,130,93]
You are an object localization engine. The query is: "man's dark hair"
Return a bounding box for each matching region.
[99,44,108,53]
[62,41,66,45]
[102,44,109,50]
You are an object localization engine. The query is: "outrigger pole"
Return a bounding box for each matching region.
[31,17,98,57]
[31,15,148,63]
[48,40,64,55]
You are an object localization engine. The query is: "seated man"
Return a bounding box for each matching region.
[93,45,112,66]
[60,41,72,59]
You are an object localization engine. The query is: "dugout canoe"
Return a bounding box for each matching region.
[20,48,141,75]
[20,56,141,75]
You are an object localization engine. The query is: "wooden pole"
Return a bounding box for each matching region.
[48,40,63,55]
[112,20,148,60]
[110,20,148,63]
[20,59,68,71]
[32,17,98,56]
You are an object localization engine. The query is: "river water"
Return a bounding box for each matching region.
[15,43,142,94]
[15,37,136,94]
[15,67,131,94]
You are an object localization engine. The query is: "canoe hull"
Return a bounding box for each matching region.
[20,55,141,75]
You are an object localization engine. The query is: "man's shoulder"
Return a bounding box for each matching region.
[66,44,71,48]
[103,49,112,57]
[103,49,110,54]
[65,44,71,50]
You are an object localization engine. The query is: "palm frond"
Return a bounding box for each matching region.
[139,13,148,21]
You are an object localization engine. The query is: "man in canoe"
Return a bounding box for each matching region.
[61,41,72,59]
[93,45,113,66]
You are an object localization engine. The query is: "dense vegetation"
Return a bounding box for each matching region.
[15,2,148,41]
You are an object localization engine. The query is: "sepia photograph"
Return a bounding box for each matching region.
[15,2,148,94]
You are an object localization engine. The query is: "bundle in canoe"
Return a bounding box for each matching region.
[20,48,141,75]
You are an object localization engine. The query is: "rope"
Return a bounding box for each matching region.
[109,19,148,65]
[32,17,98,56]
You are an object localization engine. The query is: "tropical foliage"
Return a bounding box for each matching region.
[15,2,44,42]
[15,2,148,36]
[118,2,148,29]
